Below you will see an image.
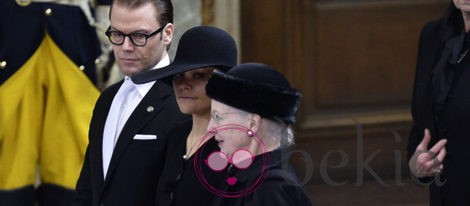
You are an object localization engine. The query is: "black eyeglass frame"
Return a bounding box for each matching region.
[105,24,166,47]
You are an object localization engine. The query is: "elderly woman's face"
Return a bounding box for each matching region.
[454,0,470,12]
[208,100,254,158]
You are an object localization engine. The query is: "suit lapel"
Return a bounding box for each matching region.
[431,35,462,115]
[102,81,171,186]
[95,82,122,186]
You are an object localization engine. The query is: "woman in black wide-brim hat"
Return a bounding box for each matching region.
[205,63,312,206]
[132,25,237,206]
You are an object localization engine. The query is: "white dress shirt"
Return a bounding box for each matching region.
[102,54,170,178]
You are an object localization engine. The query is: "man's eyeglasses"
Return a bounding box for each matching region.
[105,24,166,47]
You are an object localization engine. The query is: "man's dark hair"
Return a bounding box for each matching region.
[110,0,173,26]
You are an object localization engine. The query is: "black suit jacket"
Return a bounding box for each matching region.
[408,3,470,205]
[74,80,188,206]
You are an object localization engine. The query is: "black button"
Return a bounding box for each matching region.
[176,174,181,181]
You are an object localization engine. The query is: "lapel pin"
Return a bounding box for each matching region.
[16,0,31,7]
[147,106,154,112]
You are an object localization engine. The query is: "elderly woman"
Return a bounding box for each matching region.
[205,63,312,206]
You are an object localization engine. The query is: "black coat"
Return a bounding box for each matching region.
[408,3,470,205]
[156,120,226,206]
[74,80,188,206]
[212,149,312,206]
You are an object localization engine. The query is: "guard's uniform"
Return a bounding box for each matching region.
[0,0,109,205]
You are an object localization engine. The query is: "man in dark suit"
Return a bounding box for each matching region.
[74,0,188,205]
[408,1,470,205]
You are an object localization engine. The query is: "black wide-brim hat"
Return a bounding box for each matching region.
[132,26,238,84]
[206,63,302,124]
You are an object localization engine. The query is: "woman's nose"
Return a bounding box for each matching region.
[174,76,192,90]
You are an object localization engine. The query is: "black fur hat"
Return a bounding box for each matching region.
[132,26,237,84]
[206,63,301,124]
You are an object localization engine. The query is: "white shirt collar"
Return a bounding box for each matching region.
[150,53,171,70]
[127,53,171,97]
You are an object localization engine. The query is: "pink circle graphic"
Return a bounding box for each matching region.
[205,149,254,171]
[231,149,253,169]
[193,124,270,198]
[206,151,229,171]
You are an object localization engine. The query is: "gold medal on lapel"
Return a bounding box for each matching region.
[16,0,32,7]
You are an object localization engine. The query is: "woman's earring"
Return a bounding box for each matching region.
[247,130,253,137]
